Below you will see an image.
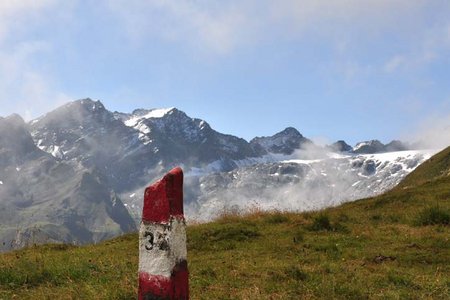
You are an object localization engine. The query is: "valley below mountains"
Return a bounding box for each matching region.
[0,99,438,251]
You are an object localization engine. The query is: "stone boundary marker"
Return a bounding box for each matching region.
[138,167,189,300]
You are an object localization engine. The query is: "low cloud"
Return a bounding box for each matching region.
[191,149,431,221]
[409,112,450,150]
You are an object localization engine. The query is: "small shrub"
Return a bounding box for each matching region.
[284,266,308,281]
[415,206,450,226]
[46,243,75,251]
[293,230,304,244]
[268,270,285,282]
[199,267,217,279]
[209,225,260,242]
[387,273,416,288]
[308,214,332,231]
[337,213,350,222]
[371,214,382,221]
[217,241,237,251]
[265,213,289,224]
[307,214,349,232]
[431,237,450,249]
[188,223,260,251]
[387,214,400,223]
[313,242,340,256]
[216,207,241,223]
[332,222,350,233]
[334,285,369,300]
[321,263,334,274]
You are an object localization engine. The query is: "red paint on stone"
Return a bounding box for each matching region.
[139,261,189,300]
[139,167,189,300]
[142,167,184,223]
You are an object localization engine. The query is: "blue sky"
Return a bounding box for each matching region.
[0,1,449,146]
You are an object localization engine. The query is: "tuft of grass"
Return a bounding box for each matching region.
[293,229,304,244]
[307,213,349,233]
[308,214,332,231]
[371,214,382,221]
[387,272,417,289]
[265,212,290,224]
[188,222,260,252]
[415,206,450,226]
[199,266,217,278]
[284,266,308,281]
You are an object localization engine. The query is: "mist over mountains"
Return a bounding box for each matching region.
[0,99,437,250]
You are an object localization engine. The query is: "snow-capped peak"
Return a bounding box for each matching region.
[354,140,382,150]
[352,140,385,154]
[123,108,175,127]
[250,127,311,155]
[139,107,175,119]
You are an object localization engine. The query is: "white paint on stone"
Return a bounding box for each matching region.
[139,217,187,278]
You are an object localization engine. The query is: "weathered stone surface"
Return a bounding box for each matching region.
[139,167,189,300]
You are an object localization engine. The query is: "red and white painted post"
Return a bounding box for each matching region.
[138,167,189,300]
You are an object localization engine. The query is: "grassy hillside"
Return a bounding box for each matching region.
[397,146,450,189]
[1,148,449,299]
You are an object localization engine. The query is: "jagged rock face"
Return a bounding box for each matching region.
[250,127,312,155]
[353,140,386,154]
[385,140,409,152]
[0,114,136,252]
[0,115,41,167]
[0,99,434,249]
[189,150,435,221]
[28,100,430,224]
[329,140,353,152]
[116,107,261,168]
[31,100,263,193]
[351,139,410,154]
[29,99,149,191]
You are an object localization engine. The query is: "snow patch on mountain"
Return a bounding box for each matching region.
[188,149,437,221]
[24,99,441,227]
[123,107,174,127]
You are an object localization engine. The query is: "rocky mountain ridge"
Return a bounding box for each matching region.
[0,113,135,252]
[0,98,436,249]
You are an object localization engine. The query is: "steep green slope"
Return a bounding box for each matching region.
[397,146,450,188]
[0,148,449,299]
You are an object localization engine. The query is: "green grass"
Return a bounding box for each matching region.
[415,206,450,226]
[1,147,449,299]
[397,146,450,189]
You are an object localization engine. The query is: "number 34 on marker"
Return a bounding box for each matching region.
[143,226,170,251]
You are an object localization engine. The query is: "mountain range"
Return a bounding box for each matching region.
[0,98,437,250]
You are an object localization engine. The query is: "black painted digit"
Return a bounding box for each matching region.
[144,231,154,250]
[158,232,170,251]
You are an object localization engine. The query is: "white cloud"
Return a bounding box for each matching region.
[103,0,450,79]
[0,0,57,42]
[0,41,71,120]
[105,0,257,55]
[106,0,431,50]
[382,21,450,74]
[0,0,448,119]
[409,111,450,150]
[270,0,427,31]
[384,55,407,73]
[0,1,73,119]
